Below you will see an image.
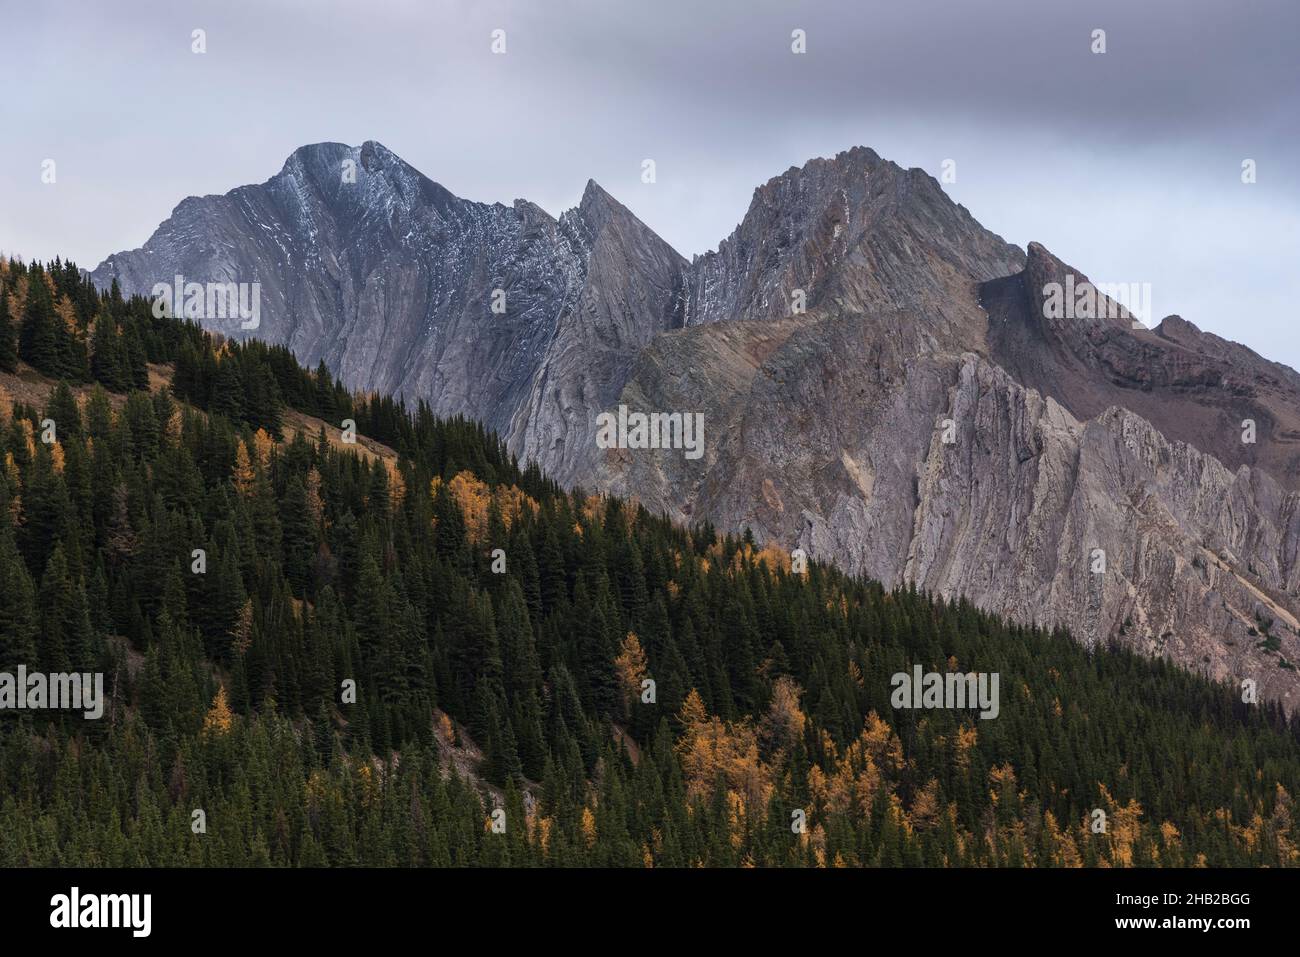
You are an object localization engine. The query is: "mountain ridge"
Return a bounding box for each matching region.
[88,141,1300,708]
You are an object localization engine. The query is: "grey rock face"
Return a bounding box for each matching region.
[986,242,1300,485]
[602,315,1300,710]
[93,142,685,474]
[685,147,1025,343]
[506,181,686,486]
[92,141,1300,706]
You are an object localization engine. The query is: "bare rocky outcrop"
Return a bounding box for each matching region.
[985,242,1300,484]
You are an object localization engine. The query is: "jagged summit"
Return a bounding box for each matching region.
[572,178,637,235]
[579,177,615,206]
[683,143,1023,331]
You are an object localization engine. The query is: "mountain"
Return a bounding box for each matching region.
[4,261,1300,869]
[91,142,1300,708]
[92,142,686,488]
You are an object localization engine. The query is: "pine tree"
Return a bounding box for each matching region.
[0,285,17,372]
[210,358,245,421]
[0,526,38,667]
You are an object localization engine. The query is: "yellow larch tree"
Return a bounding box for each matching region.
[1096,782,1144,867]
[4,451,21,525]
[613,632,648,711]
[232,442,256,496]
[431,470,538,544]
[55,295,79,336]
[252,428,274,471]
[7,276,27,326]
[202,686,234,736]
[674,689,772,815]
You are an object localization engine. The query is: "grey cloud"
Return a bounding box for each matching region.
[0,0,1295,366]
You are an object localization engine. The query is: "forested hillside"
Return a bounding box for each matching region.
[1,257,1298,867]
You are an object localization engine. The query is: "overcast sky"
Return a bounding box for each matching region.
[2,0,1297,367]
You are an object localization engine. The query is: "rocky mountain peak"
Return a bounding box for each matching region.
[578,178,618,214]
[684,146,1023,337]
[564,178,632,242]
[87,142,1300,708]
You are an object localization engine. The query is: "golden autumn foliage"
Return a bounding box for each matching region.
[754,542,791,571]
[55,295,79,336]
[675,689,772,813]
[1095,782,1145,868]
[678,687,708,727]
[19,419,35,459]
[7,276,27,325]
[436,712,455,745]
[580,494,604,526]
[355,763,378,808]
[613,632,648,710]
[953,724,979,770]
[202,686,234,736]
[988,763,1020,807]
[722,541,793,573]
[1040,810,1083,867]
[533,815,553,854]
[0,384,12,425]
[726,791,747,849]
[232,443,255,496]
[910,778,942,830]
[252,428,274,472]
[4,452,21,525]
[808,715,897,818]
[859,711,905,772]
[1158,821,1182,861]
[431,470,538,544]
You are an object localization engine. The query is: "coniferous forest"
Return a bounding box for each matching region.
[2,256,1299,868]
